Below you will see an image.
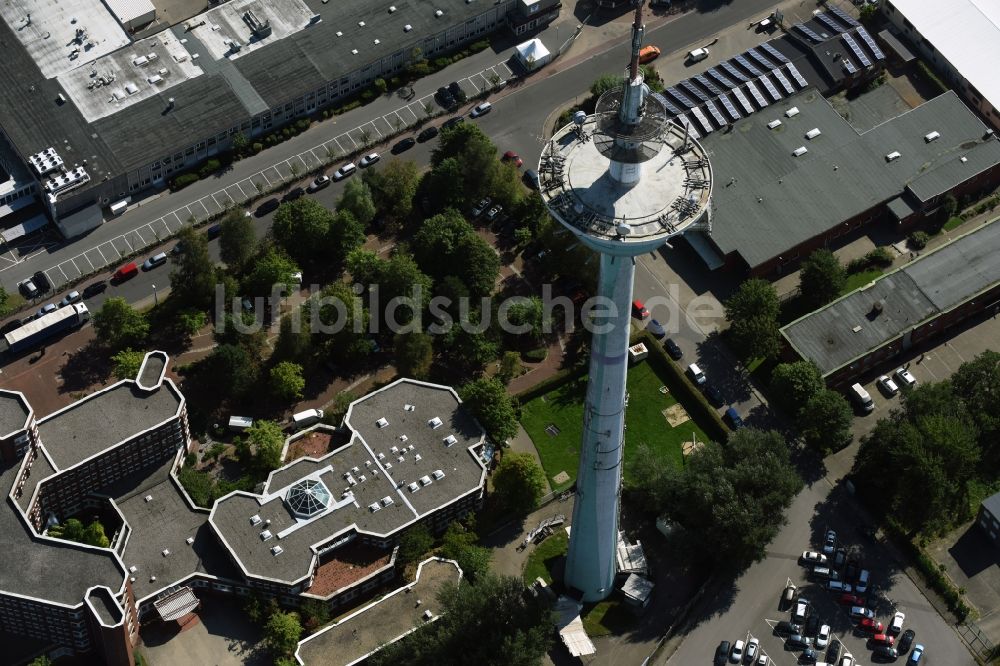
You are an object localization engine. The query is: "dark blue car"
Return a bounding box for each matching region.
[724,407,744,429]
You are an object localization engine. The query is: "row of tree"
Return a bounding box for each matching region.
[770,360,854,453]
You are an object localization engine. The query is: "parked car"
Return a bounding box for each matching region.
[32,271,52,293]
[774,620,801,635]
[359,152,381,168]
[816,624,831,649]
[839,593,865,606]
[472,198,492,217]
[856,569,870,593]
[730,639,744,663]
[442,116,465,129]
[333,163,357,180]
[745,638,759,662]
[801,551,828,565]
[448,80,467,103]
[889,611,905,634]
[714,641,730,666]
[207,223,223,239]
[823,530,837,554]
[632,299,649,319]
[724,407,744,429]
[871,633,894,647]
[112,262,139,282]
[859,618,884,633]
[638,44,661,63]
[703,384,724,407]
[898,629,915,653]
[502,150,524,168]
[687,47,710,62]
[877,374,899,396]
[470,101,492,117]
[256,198,280,216]
[523,169,540,189]
[826,641,842,664]
[894,367,917,389]
[664,338,683,360]
[283,187,305,201]
[793,598,810,623]
[799,648,817,664]
[82,281,108,298]
[786,634,811,649]
[417,126,439,142]
[840,654,855,666]
[687,363,706,385]
[827,580,854,593]
[845,558,860,582]
[872,646,898,662]
[142,252,167,270]
[435,86,456,108]
[782,584,798,609]
[804,615,820,636]
[647,318,665,337]
[849,606,875,620]
[834,547,847,568]
[59,291,81,307]
[907,644,923,664]
[18,278,39,298]
[37,303,57,317]
[486,205,503,221]
[392,137,416,153]
[307,175,331,192]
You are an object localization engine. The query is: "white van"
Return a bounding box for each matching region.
[856,569,870,593]
[687,47,710,63]
[228,416,254,431]
[292,408,324,427]
[687,363,706,385]
[849,383,874,413]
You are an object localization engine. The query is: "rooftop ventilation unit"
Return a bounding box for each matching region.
[336,31,342,36]
[352,466,360,473]
[250,514,262,525]
[129,565,138,573]
[390,445,399,454]
[885,151,901,162]
[389,5,396,11]
[377,452,385,460]
[404,24,412,31]
[420,475,432,486]
[399,435,408,442]
[145,495,153,502]
[381,496,394,507]
[374,39,380,45]
[443,434,457,446]
[186,537,194,545]
[408,481,419,492]
[924,131,940,143]
[805,128,821,139]
[376,417,389,428]
[162,549,170,557]
[404,404,415,411]
[271,545,283,555]
[432,469,445,480]
[428,417,443,429]
[28,148,64,176]
[767,119,782,129]
[408,444,415,451]
[398,455,405,463]
[792,146,808,156]
[150,576,156,582]
[385,462,392,469]
[260,530,273,541]
[435,9,443,16]
[44,166,90,196]
[414,454,422,462]
[351,49,359,55]
[359,475,367,482]
[365,460,372,467]
[358,20,365,26]
[369,502,381,512]
[785,106,799,117]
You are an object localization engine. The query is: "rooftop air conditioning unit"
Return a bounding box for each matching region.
[785,106,799,118]
[376,417,389,428]
[432,469,445,480]
[805,128,821,139]
[885,151,901,162]
[271,546,283,555]
[924,131,940,143]
[767,119,782,129]
[792,146,808,156]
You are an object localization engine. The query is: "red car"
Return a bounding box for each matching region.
[632,299,649,319]
[839,593,865,606]
[859,618,884,633]
[502,150,524,168]
[871,633,894,646]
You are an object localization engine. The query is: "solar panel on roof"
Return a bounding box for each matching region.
[721,61,749,82]
[731,86,755,114]
[785,63,809,88]
[718,95,741,121]
[680,80,710,102]
[759,75,783,101]
[651,92,681,116]
[666,87,696,109]
[694,74,723,97]
[842,33,871,67]
[794,23,824,43]
[828,4,860,27]
[744,81,768,108]
[760,42,790,63]
[674,114,700,139]
[856,26,886,60]
[815,12,846,33]
[772,68,796,94]
[707,67,737,89]
[689,106,714,133]
[702,100,726,126]
[841,56,858,75]
[734,55,763,77]
[747,48,777,70]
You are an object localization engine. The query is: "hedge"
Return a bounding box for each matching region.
[633,330,730,444]
[515,366,584,404]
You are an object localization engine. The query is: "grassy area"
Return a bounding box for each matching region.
[520,360,709,492]
[842,269,883,295]
[582,600,634,637]
[522,530,568,585]
[943,216,965,232]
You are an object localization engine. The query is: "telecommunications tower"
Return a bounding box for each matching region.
[536,2,713,601]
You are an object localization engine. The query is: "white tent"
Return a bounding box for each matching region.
[515,38,551,71]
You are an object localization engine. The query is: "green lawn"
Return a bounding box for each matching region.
[522,530,568,584]
[841,269,883,295]
[520,361,710,492]
[582,600,635,637]
[943,216,965,232]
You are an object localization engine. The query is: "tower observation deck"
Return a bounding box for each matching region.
[536,1,712,602]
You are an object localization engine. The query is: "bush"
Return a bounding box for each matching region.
[172,173,199,190]
[252,142,263,153]
[184,452,197,467]
[865,246,894,268]
[197,159,222,179]
[522,347,548,363]
[908,231,930,249]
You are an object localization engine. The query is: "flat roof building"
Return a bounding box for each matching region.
[780,218,1000,386]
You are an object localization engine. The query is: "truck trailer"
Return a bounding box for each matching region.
[2,303,90,354]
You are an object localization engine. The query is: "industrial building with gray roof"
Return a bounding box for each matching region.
[699,89,1000,274]
[781,218,1000,383]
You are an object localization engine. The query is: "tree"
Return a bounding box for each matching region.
[769,361,825,418]
[170,225,216,307]
[48,518,110,548]
[271,199,334,264]
[243,247,300,297]
[491,452,546,516]
[368,575,552,666]
[380,252,433,317]
[206,343,259,396]
[498,351,522,383]
[311,281,371,366]
[799,249,846,308]
[232,132,249,154]
[111,348,145,380]
[725,278,781,361]
[84,520,110,548]
[398,524,435,565]
[460,378,518,443]
[177,309,207,337]
[590,74,620,98]
[220,209,257,270]
[247,419,285,472]
[0,286,11,318]
[799,389,853,453]
[264,610,303,658]
[503,296,544,346]
[412,211,499,298]
[456,233,500,298]
[28,657,53,666]
[395,331,434,379]
[270,361,305,401]
[439,520,491,581]
[627,429,802,571]
[422,158,467,212]
[299,598,331,633]
[273,312,312,363]
[439,320,499,374]
[337,179,376,227]
[93,297,149,350]
[364,159,420,227]
[328,210,366,267]
[951,350,1000,455]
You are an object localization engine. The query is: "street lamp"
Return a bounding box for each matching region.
[152,284,158,306]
